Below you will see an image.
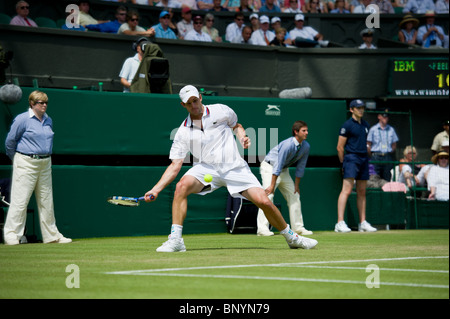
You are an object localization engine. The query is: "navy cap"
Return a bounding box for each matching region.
[349,99,365,108]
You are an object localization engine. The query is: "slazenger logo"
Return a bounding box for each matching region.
[265,104,281,116]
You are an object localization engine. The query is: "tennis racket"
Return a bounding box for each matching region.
[107,195,154,207]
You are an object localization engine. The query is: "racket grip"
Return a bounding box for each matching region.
[140,195,155,201]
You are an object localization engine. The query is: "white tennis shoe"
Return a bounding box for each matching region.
[287,234,318,249]
[156,236,186,252]
[358,220,377,232]
[335,221,352,233]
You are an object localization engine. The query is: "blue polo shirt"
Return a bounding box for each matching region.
[152,23,177,40]
[339,117,370,155]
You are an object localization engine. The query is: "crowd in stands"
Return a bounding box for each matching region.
[3,0,449,48]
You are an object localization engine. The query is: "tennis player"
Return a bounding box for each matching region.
[144,85,318,252]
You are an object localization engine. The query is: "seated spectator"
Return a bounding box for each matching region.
[427,151,449,201]
[250,13,260,32]
[222,0,241,11]
[289,13,326,47]
[373,0,395,13]
[198,0,215,10]
[152,10,178,39]
[202,13,222,42]
[225,12,245,42]
[184,15,213,41]
[353,0,377,13]
[231,25,254,43]
[155,0,183,8]
[131,0,153,5]
[259,0,282,12]
[209,0,230,11]
[330,0,350,13]
[398,14,419,44]
[435,0,449,13]
[306,0,328,13]
[178,0,199,9]
[78,1,109,27]
[431,120,449,155]
[85,5,127,33]
[416,11,446,48]
[177,7,194,39]
[250,15,276,46]
[119,37,149,92]
[358,28,377,49]
[402,0,435,14]
[238,0,255,12]
[10,1,37,27]
[271,16,293,45]
[398,145,426,189]
[270,27,289,46]
[283,0,304,13]
[117,10,155,37]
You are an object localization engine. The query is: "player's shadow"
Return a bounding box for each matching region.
[187,247,270,251]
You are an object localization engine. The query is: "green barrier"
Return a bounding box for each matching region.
[1,88,346,157]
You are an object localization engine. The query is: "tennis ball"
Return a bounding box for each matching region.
[204,174,213,183]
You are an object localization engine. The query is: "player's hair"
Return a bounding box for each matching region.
[292,120,307,136]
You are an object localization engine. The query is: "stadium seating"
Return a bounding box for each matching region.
[35,17,58,29]
[0,13,11,25]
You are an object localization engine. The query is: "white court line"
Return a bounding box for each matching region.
[105,256,449,289]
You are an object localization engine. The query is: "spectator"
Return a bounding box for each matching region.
[238,0,255,11]
[435,0,449,13]
[330,0,350,13]
[155,0,183,8]
[223,0,241,10]
[85,5,127,33]
[250,0,263,11]
[398,145,425,189]
[10,1,37,27]
[372,0,395,13]
[402,0,435,14]
[260,0,282,12]
[131,0,153,5]
[231,25,254,43]
[250,15,275,46]
[431,120,449,154]
[335,99,377,233]
[152,10,178,39]
[398,14,419,44]
[119,37,149,92]
[353,0,377,13]
[177,7,194,39]
[78,1,109,27]
[307,0,328,12]
[184,15,213,41]
[358,28,377,49]
[416,11,446,48]
[4,90,72,245]
[198,0,215,10]
[367,108,399,181]
[210,0,230,11]
[284,0,304,12]
[256,121,313,236]
[118,10,155,36]
[270,27,289,46]
[249,13,260,32]
[178,0,199,9]
[289,13,326,47]
[427,151,449,201]
[202,13,222,42]
[225,12,245,42]
[270,16,281,32]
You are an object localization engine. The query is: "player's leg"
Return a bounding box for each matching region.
[256,161,276,235]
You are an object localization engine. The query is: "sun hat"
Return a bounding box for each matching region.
[399,14,419,29]
[432,151,449,164]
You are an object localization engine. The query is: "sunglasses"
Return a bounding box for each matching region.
[130,18,139,22]
[20,6,29,9]
[35,101,48,105]
[207,19,214,22]
[161,16,170,19]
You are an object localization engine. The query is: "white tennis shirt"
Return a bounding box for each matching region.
[170,103,247,174]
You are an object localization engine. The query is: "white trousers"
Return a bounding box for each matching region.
[3,153,63,244]
[257,161,306,233]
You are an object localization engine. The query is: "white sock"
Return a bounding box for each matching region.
[280,224,296,240]
[170,224,183,239]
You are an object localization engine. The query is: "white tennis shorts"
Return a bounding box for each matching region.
[185,163,262,199]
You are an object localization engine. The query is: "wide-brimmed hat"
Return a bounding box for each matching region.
[423,10,436,18]
[399,15,419,29]
[432,151,449,164]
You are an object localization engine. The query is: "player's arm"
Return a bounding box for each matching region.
[145,158,183,201]
[337,136,347,164]
[233,123,251,149]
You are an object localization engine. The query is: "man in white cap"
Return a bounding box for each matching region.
[144,85,318,252]
[289,13,324,47]
[250,15,275,46]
